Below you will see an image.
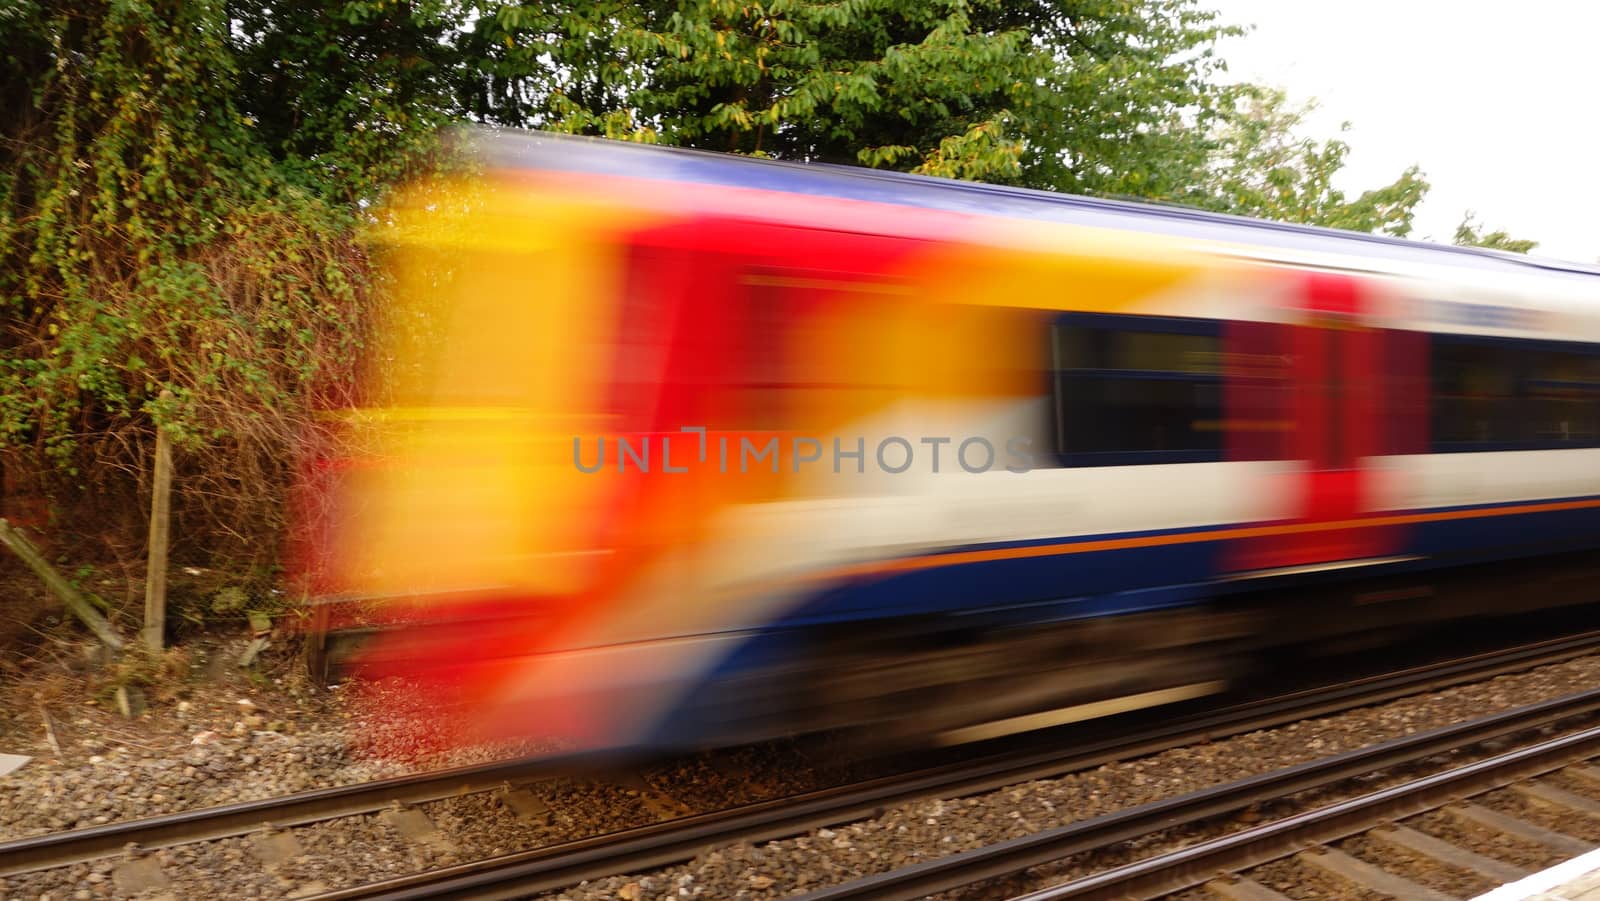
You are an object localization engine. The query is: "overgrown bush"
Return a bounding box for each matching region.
[0,2,400,590]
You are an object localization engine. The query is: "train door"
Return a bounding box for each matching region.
[1226,272,1409,573]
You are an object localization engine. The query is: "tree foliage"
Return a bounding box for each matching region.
[459,0,1241,190]
[451,3,1430,230]
[1176,85,1428,237]
[227,0,462,201]
[1453,212,1539,254]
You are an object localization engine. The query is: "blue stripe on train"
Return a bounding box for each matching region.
[750,493,1600,631]
[1409,499,1600,562]
[640,494,1600,746]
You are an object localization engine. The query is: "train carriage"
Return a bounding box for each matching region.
[305,130,1600,755]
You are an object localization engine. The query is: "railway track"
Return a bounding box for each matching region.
[7,629,1600,898]
[1004,724,1600,901]
[795,687,1600,900]
[309,686,1600,901]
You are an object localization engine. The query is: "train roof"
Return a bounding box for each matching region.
[476,129,1600,286]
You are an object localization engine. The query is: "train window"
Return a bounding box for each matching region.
[1429,339,1523,448]
[1429,336,1600,451]
[1062,328,1223,375]
[1525,351,1600,445]
[1052,314,1224,466]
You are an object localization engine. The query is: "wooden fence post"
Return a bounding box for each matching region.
[143,407,174,652]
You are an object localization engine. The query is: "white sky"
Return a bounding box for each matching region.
[1209,1,1599,264]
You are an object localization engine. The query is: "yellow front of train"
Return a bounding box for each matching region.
[305,165,659,749]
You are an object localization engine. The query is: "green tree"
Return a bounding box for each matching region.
[227,0,463,202]
[457,0,1239,188]
[451,3,1431,235]
[1453,212,1538,254]
[1178,85,1429,237]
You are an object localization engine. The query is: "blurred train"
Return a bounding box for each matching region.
[298,130,1600,756]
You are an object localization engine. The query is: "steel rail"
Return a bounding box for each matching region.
[1011,722,1600,900]
[308,638,1600,901]
[0,748,634,877]
[793,690,1600,901]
